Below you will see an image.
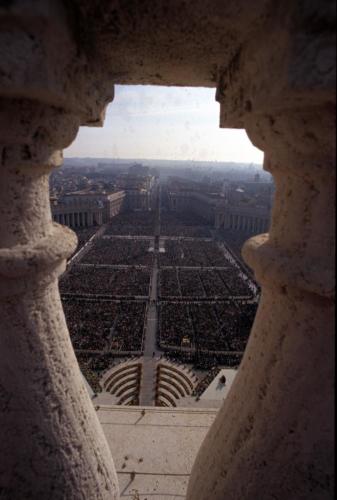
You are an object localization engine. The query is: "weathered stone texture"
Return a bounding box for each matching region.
[0,0,335,499]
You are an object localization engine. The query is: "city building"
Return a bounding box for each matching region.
[51,190,125,227]
[215,205,270,233]
[115,164,156,210]
[167,175,273,232]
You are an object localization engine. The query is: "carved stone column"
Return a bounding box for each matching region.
[187,103,335,500]
[0,98,119,498]
[0,2,118,494]
[187,3,335,497]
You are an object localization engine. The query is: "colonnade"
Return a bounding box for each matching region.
[217,212,269,233]
[52,211,102,228]
[229,214,269,233]
[109,199,125,218]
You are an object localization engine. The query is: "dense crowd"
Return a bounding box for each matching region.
[76,353,138,392]
[159,303,194,348]
[194,302,257,351]
[199,270,229,296]
[159,268,253,298]
[77,352,122,376]
[62,298,146,352]
[105,211,155,236]
[159,240,228,267]
[110,302,146,351]
[163,350,196,364]
[60,265,150,296]
[81,238,153,266]
[160,210,211,237]
[220,232,260,291]
[62,299,116,350]
[159,269,180,297]
[189,303,223,350]
[161,211,208,226]
[159,301,258,354]
[179,270,205,297]
[196,352,242,368]
[77,355,102,393]
[161,225,212,237]
[59,206,260,389]
[163,349,242,369]
[218,269,252,296]
[219,228,258,270]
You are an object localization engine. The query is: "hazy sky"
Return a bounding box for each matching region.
[65,85,263,164]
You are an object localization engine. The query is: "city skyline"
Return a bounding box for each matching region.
[65,85,264,165]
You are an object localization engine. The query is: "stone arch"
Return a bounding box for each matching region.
[0,1,334,499]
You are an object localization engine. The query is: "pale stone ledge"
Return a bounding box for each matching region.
[98,405,217,499]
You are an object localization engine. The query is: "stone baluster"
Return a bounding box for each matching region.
[0,8,117,496]
[0,98,119,499]
[187,102,335,499]
[187,0,335,492]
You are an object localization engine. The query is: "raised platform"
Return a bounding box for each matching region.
[98,405,217,499]
[200,368,237,402]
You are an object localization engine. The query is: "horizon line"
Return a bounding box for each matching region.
[64,156,263,165]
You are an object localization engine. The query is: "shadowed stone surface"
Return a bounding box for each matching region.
[0,0,335,499]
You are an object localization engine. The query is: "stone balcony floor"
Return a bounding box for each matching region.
[97,405,218,499]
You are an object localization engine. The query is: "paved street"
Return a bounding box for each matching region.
[139,185,161,406]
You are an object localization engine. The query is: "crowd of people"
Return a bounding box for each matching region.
[189,303,223,350]
[162,349,243,369]
[199,270,229,296]
[159,301,258,354]
[220,234,260,292]
[81,238,153,266]
[159,240,228,267]
[104,211,155,236]
[161,211,208,226]
[218,269,253,296]
[62,299,115,350]
[159,269,180,297]
[77,352,124,375]
[110,302,146,351]
[159,302,194,348]
[58,206,260,388]
[76,353,139,392]
[218,229,257,267]
[161,225,212,237]
[160,211,212,237]
[179,270,205,297]
[76,354,102,393]
[62,298,146,352]
[159,267,253,298]
[60,265,150,296]
[163,350,196,364]
[193,302,257,352]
